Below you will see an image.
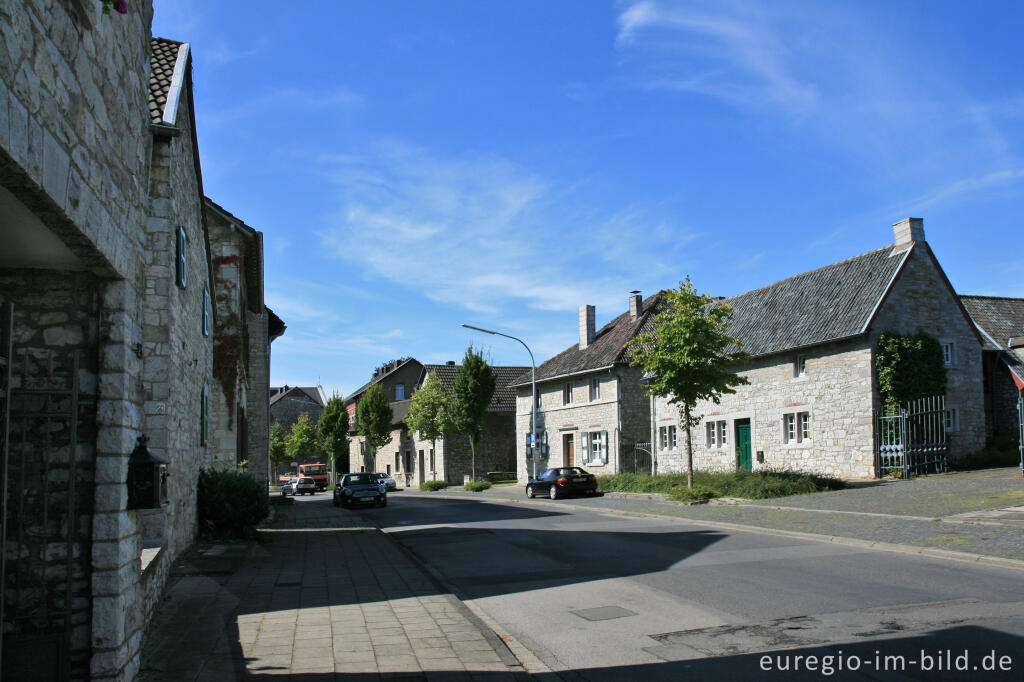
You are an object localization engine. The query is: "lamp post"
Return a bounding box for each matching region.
[461,324,539,480]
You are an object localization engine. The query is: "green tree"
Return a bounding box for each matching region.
[404,371,451,478]
[318,393,350,471]
[628,278,749,488]
[449,346,496,481]
[354,382,393,469]
[270,422,288,465]
[285,412,321,463]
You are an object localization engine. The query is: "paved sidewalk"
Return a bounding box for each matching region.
[410,467,1024,565]
[138,497,527,680]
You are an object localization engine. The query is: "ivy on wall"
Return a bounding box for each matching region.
[875,331,947,411]
[212,255,245,428]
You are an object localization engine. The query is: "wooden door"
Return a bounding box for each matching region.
[564,434,575,467]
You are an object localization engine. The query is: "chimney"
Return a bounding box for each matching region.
[893,217,924,246]
[629,291,642,320]
[578,305,595,350]
[446,360,456,366]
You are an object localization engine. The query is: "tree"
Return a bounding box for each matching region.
[354,382,393,469]
[404,371,451,479]
[318,393,350,471]
[449,346,496,481]
[285,412,321,463]
[628,278,749,488]
[270,422,289,465]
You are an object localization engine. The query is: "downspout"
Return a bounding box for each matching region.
[650,392,657,475]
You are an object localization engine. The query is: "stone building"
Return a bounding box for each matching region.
[651,218,985,479]
[347,359,526,485]
[959,295,1024,441]
[269,384,326,431]
[513,293,659,482]
[0,4,277,680]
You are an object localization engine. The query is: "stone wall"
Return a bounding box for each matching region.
[246,309,271,486]
[515,366,650,481]
[431,413,516,484]
[869,244,985,461]
[270,393,323,431]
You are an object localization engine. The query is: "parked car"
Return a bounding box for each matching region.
[372,472,398,491]
[334,472,387,508]
[526,467,598,500]
[282,476,317,496]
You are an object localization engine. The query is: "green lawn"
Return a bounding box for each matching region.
[598,470,844,502]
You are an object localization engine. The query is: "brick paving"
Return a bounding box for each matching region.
[138,497,525,680]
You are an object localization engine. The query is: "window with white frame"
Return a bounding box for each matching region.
[589,377,601,401]
[718,421,728,447]
[581,430,608,464]
[941,340,955,367]
[202,288,210,336]
[563,382,573,404]
[944,406,959,433]
[794,354,807,378]
[705,420,727,447]
[782,411,811,444]
[659,425,676,451]
[175,225,187,288]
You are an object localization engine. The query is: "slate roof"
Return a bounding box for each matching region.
[421,364,531,413]
[718,245,909,357]
[520,244,914,386]
[960,295,1024,383]
[270,386,326,407]
[149,38,185,124]
[344,358,420,402]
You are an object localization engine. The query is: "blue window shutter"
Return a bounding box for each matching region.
[581,432,589,464]
[202,289,210,336]
[176,226,187,288]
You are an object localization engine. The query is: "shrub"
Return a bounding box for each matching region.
[953,431,1021,470]
[197,468,269,538]
[598,469,843,500]
[420,480,448,491]
[464,480,492,492]
[669,484,720,502]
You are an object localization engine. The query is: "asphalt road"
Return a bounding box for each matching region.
[296,490,1024,680]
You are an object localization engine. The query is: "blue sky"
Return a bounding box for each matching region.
[153,1,1024,399]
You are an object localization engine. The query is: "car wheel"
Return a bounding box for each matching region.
[549,485,559,500]
[526,485,535,499]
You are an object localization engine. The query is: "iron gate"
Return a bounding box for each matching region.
[621,441,653,474]
[875,395,948,478]
[2,348,95,681]
[0,301,11,676]
[1018,392,1023,476]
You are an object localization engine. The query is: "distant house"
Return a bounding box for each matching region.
[347,359,528,484]
[512,293,658,482]
[270,385,327,431]
[959,295,1024,440]
[651,218,984,479]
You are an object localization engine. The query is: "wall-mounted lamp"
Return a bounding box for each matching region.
[127,434,169,510]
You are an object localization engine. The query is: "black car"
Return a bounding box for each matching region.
[333,472,387,508]
[526,467,598,500]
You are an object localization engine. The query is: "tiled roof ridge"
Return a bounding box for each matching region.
[960,294,1024,303]
[720,244,898,304]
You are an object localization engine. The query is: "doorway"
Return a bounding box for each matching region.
[735,419,752,471]
[563,433,575,466]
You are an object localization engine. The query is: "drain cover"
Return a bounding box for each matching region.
[571,606,638,621]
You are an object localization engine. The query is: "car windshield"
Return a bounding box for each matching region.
[287,478,298,484]
[346,474,373,485]
[556,468,586,476]
[303,465,326,474]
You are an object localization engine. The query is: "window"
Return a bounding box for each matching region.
[581,430,608,464]
[535,391,542,408]
[944,406,959,433]
[718,421,728,447]
[202,288,210,336]
[563,382,573,404]
[200,385,208,446]
[659,425,676,451]
[941,341,955,367]
[705,420,727,448]
[589,377,601,401]
[395,383,405,401]
[429,448,435,473]
[175,225,187,288]
[794,355,807,378]
[783,411,811,444]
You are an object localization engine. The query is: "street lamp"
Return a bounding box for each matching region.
[461,324,539,480]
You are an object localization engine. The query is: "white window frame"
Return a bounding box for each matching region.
[941,340,956,368]
[563,382,573,405]
[717,421,728,447]
[175,225,187,288]
[782,411,811,444]
[589,377,601,401]
[705,422,717,448]
[944,406,959,433]
[202,288,210,336]
[668,425,677,449]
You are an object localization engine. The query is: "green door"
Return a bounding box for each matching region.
[736,423,752,471]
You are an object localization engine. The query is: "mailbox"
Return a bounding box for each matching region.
[127,434,169,510]
[756,450,765,464]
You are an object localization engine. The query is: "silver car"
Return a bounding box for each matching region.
[372,473,398,491]
[282,476,316,496]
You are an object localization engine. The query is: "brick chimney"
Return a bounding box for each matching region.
[578,305,595,350]
[893,217,924,246]
[629,291,642,320]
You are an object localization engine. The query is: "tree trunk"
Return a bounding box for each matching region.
[470,438,476,481]
[684,402,693,489]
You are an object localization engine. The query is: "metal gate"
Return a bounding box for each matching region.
[621,441,653,474]
[1018,392,1023,477]
[2,347,95,681]
[875,395,948,478]
[0,301,11,676]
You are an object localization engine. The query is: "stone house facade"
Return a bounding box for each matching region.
[269,384,326,431]
[347,360,526,485]
[960,295,1024,442]
[513,293,657,482]
[0,5,277,680]
[653,219,985,479]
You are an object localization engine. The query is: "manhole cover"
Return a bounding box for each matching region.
[571,606,638,621]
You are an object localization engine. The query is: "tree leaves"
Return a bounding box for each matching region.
[354,382,394,453]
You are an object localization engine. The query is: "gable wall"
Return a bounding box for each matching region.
[869,245,985,460]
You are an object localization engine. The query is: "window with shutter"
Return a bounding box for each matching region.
[175,226,187,288]
[600,430,608,464]
[581,431,589,464]
[202,288,210,336]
